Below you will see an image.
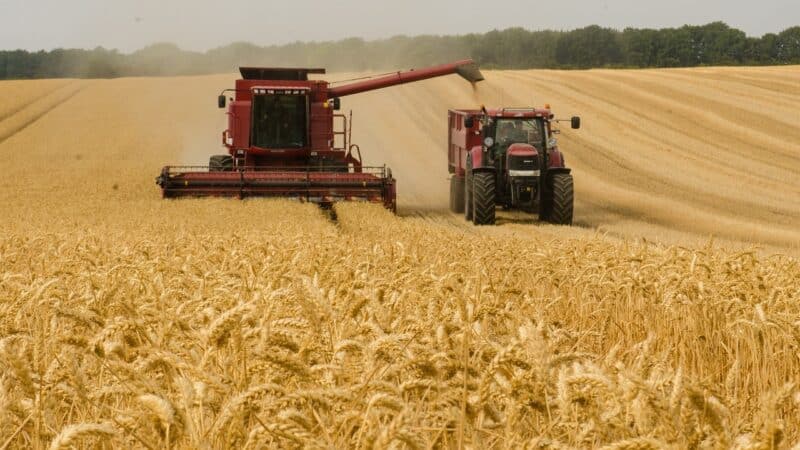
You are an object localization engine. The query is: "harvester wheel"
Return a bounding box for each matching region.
[209,155,233,171]
[472,171,496,225]
[464,170,474,221]
[543,173,573,225]
[450,176,465,213]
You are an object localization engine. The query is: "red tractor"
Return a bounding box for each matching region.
[448,106,580,225]
[157,60,484,211]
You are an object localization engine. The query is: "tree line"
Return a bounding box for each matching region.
[1,22,798,79]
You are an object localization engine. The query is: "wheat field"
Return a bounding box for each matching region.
[0,67,799,449]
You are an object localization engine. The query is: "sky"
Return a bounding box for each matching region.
[1,0,797,52]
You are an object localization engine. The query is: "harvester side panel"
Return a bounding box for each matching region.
[309,102,334,150]
[230,102,251,149]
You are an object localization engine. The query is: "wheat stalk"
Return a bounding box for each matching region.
[48,423,117,450]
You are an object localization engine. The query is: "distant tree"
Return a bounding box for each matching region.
[777,27,800,62]
[627,31,660,67]
[84,47,120,78]
[687,22,748,65]
[0,22,797,80]
[754,33,780,64]
[555,25,624,68]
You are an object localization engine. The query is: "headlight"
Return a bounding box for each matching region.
[484,137,494,147]
[547,137,558,149]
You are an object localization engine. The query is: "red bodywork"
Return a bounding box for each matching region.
[507,143,539,168]
[157,60,483,211]
[447,106,572,214]
[448,107,566,175]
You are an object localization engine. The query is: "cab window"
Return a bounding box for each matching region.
[251,93,308,148]
[494,119,544,147]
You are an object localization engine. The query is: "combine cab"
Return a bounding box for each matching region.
[157,61,484,211]
[448,106,581,225]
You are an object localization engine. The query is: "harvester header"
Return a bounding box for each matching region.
[156,59,483,210]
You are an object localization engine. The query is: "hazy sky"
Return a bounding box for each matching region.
[1,0,797,52]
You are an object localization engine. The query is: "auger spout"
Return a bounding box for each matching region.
[327,59,483,98]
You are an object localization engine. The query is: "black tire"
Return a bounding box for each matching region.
[472,171,496,225]
[543,173,573,225]
[450,176,465,214]
[209,154,233,171]
[464,170,474,221]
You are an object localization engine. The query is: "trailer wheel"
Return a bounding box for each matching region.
[472,171,496,225]
[209,155,233,171]
[464,170,473,221]
[543,173,573,225]
[450,176,465,213]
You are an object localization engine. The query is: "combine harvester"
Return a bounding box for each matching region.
[157,60,484,211]
[448,106,581,225]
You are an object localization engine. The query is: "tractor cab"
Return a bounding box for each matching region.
[485,117,544,149]
[480,115,547,211]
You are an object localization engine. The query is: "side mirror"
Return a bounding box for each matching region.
[464,116,474,128]
[571,116,581,129]
[325,98,341,110]
[218,95,226,109]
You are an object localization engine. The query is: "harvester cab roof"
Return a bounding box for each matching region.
[239,67,325,80]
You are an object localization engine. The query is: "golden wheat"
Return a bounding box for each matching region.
[0,68,799,448]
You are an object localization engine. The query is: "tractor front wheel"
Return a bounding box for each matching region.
[450,176,465,214]
[543,173,573,225]
[209,155,233,171]
[472,171,496,225]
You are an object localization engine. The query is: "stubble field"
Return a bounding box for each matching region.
[0,67,799,449]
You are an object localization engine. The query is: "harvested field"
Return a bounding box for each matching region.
[0,67,799,448]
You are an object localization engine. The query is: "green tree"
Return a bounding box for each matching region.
[0,22,797,80]
[555,25,624,67]
[777,27,800,62]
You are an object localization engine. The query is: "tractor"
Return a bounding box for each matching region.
[447,106,580,225]
[156,60,484,211]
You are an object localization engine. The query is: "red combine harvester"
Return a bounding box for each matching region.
[448,106,581,225]
[156,60,484,211]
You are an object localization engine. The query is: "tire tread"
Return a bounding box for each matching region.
[450,176,465,213]
[545,173,573,225]
[472,172,496,225]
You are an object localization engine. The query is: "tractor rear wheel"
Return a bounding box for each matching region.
[543,173,573,225]
[472,171,496,225]
[450,176,465,214]
[464,170,473,221]
[209,155,233,171]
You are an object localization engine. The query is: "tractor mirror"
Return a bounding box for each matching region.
[464,116,474,128]
[571,116,581,129]
[218,95,226,109]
